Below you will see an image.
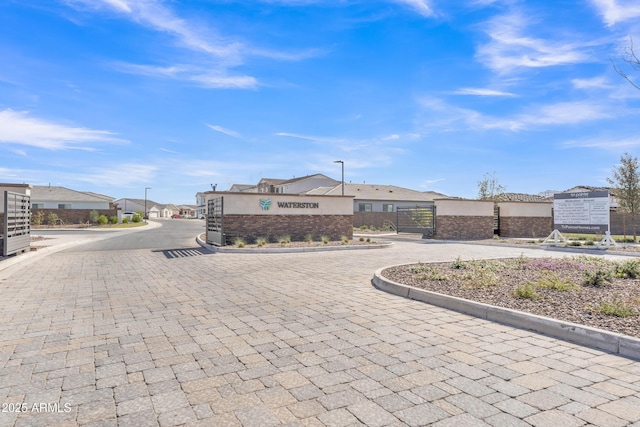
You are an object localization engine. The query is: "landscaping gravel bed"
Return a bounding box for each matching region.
[382,256,640,339]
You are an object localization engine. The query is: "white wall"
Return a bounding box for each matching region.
[205,192,353,215]
[434,199,494,216]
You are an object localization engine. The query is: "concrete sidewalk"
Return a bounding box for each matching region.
[0,237,639,426]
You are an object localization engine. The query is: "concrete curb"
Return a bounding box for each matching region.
[0,221,162,275]
[195,234,393,254]
[372,265,640,361]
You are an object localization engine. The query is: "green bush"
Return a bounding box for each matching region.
[256,237,268,247]
[583,269,613,287]
[132,214,141,223]
[321,235,330,244]
[536,272,578,291]
[109,215,118,224]
[31,210,45,227]
[341,235,349,244]
[97,215,108,225]
[278,235,291,245]
[89,210,100,224]
[305,234,314,243]
[47,213,59,226]
[122,217,129,224]
[451,256,467,269]
[597,294,634,317]
[514,283,540,300]
[615,260,640,279]
[234,238,246,248]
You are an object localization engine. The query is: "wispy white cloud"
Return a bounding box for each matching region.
[392,0,435,17]
[562,135,640,149]
[0,109,127,150]
[78,163,157,187]
[113,63,258,89]
[418,97,614,131]
[207,124,241,138]
[66,0,241,59]
[476,12,592,74]
[453,87,517,97]
[571,76,613,89]
[590,0,640,26]
[64,0,321,89]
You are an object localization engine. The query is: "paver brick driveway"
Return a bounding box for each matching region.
[1,235,639,426]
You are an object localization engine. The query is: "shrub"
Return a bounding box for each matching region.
[97,215,108,225]
[536,272,578,291]
[359,236,364,242]
[615,260,640,279]
[304,234,314,243]
[366,237,371,243]
[256,237,268,247]
[278,235,291,245]
[89,210,100,224]
[597,295,635,317]
[132,214,141,223]
[31,210,45,227]
[341,235,349,244]
[47,213,59,226]
[451,256,467,269]
[514,283,540,300]
[234,238,246,248]
[122,217,129,224]
[321,235,330,244]
[359,225,368,230]
[109,215,118,224]
[462,268,498,287]
[583,269,613,287]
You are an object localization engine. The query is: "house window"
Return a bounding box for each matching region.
[382,204,394,212]
[358,203,372,212]
[32,203,44,209]
[58,204,71,209]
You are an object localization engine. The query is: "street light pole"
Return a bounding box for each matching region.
[333,160,344,196]
[144,187,151,221]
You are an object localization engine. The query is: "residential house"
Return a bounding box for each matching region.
[30,185,116,224]
[114,198,178,218]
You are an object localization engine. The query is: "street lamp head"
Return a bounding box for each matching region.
[333,160,343,164]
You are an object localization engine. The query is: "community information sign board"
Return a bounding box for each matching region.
[553,190,610,234]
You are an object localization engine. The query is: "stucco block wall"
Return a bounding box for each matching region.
[500,217,552,238]
[223,214,353,244]
[435,216,493,240]
[32,209,117,225]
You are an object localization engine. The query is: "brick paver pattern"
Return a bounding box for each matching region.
[1,241,639,426]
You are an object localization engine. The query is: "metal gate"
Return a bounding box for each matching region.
[494,205,500,236]
[397,206,436,237]
[206,197,225,246]
[2,191,31,256]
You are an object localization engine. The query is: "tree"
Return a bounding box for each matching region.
[477,172,506,200]
[611,37,640,91]
[608,153,640,241]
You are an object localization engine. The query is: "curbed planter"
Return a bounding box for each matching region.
[372,265,640,361]
[196,234,392,254]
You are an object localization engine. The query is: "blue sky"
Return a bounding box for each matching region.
[1,0,640,204]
